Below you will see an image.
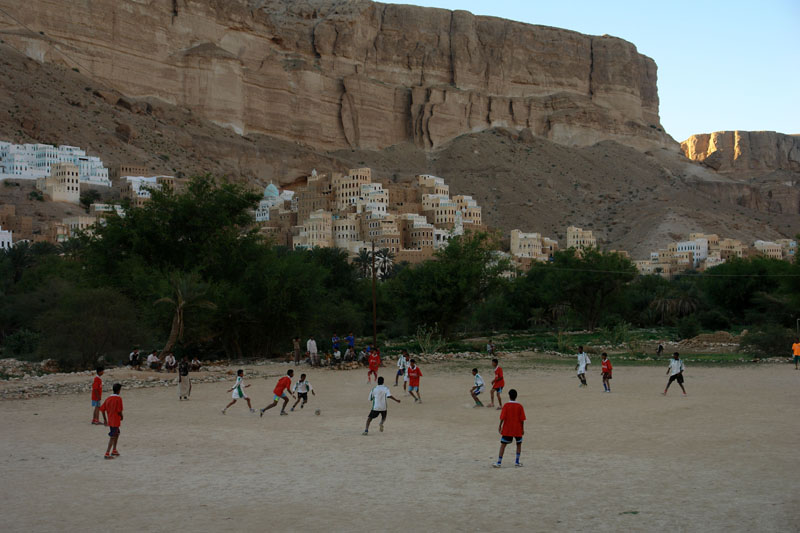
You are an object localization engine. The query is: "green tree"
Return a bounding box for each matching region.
[154,272,217,352]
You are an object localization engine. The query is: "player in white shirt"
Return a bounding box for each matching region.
[222,369,255,414]
[395,350,410,388]
[362,377,400,435]
[470,368,485,407]
[576,346,591,388]
[662,352,687,396]
[290,373,316,411]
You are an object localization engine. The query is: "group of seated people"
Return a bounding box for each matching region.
[128,349,201,372]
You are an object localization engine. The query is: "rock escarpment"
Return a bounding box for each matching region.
[0,0,672,151]
[681,131,800,175]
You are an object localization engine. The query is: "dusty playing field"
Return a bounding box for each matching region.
[1,363,798,532]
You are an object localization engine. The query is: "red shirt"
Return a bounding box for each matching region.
[99,394,123,427]
[274,376,292,396]
[499,401,526,437]
[91,375,103,401]
[601,359,613,373]
[368,354,381,370]
[407,365,422,387]
[493,366,504,389]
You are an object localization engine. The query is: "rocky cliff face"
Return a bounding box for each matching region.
[681,131,800,175]
[0,0,672,151]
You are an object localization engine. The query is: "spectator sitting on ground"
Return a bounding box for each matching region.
[344,347,355,362]
[190,357,201,372]
[164,352,177,373]
[147,351,162,371]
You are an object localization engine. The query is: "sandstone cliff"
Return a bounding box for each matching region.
[681,131,800,175]
[0,0,672,151]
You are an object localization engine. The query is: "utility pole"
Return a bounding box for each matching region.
[371,240,378,348]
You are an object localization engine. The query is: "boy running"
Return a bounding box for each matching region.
[493,389,525,468]
[601,352,613,393]
[91,366,104,425]
[470,368,485,407]
[395,351,409,387]
[367,349,381,383]
[576,346,591,387]
[362,376,400,435]
[261,369,296,416]
[99,383,123,460]
[290,373,315,411]
[663,352,687,396]
[407,359,422,403]
[489,358,504,409]
[222,369,254,414]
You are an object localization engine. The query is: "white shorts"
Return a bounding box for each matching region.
[577,366,587,375]
[403,374,409,382]
[232,387,248,399]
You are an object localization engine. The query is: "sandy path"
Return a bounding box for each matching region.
[1,363,798,532]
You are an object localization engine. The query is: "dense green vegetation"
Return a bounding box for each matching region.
[1,176,798,369]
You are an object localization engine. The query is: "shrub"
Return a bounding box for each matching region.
[740,324,797,358]
[675,315,700,340]
[4,328,41,355]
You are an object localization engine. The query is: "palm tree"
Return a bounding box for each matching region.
[58,238,84,260]
[376,248,396,280]
[353,249,372,279]
[5,241,33,283]
[154,272,217,352]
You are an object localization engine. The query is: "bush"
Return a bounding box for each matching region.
[4,328,41,355]
[675,315,700,340]
[697,310,731,331]
[740,324,797,358]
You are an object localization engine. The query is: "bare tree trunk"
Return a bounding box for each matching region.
[163,310,181,352]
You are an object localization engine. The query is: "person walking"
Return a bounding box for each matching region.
[178,356,192,400]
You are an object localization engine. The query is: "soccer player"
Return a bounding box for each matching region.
[395,350,409,387]
[493,388,525,468]
[407,359,422,403]
[662,352,687,396]
[470,368,485,407]
[576,346,591,387]
[99,383,123,460]
[489,358,504,409]
[290,373,315,411]
[367,349,381,383]
[91,366,104,425]
[222,369,254,414]
[261,369,296,416]
[600,352,612,393]
[792,338,800,370]
[362,376,400,435]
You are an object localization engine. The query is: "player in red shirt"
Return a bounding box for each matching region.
[600,352,613,393]
[99,383,123,460]
[489,358,504,410]
[91,366,105,425]
[260,369,296,417]
[407,359,423,403]
[367,350,381,384]
[493,388,526,468]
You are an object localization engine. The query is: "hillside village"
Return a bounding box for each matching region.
[0,140,796,275]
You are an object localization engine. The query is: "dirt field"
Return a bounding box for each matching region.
[1,363,798,532]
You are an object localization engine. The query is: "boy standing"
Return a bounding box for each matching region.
[91,366,104,425]
[663,352,687,396]
[493,389,525,468]
[576,346,591,387]
[395,351,409,387]
[407,359,422,403]
[291,373,315,411]
[489,358,504,409]
[362,376,400,435]
[792,338,800,370]
[601,352,613,392]
[261,369,296,416]
[99,383,123,459]
[367,349,381,383]
[470,368,485,407]
[222,369,254,414]
[307,336,318,367]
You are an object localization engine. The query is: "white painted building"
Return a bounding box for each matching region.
[0,225,12,250]
[676,238,709,268]
[0,141,110,186]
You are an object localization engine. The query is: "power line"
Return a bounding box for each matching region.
[522,264,800,277]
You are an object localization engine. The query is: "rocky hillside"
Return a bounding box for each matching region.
[0,0,672,151]
[682,131,800,176]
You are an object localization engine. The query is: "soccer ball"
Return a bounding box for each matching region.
[315,409,321,416]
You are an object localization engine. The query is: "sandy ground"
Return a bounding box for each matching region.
[1,363,798,532]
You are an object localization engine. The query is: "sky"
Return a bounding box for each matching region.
[386,0,800,141]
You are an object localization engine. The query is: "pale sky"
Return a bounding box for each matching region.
[387,0,800,141]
